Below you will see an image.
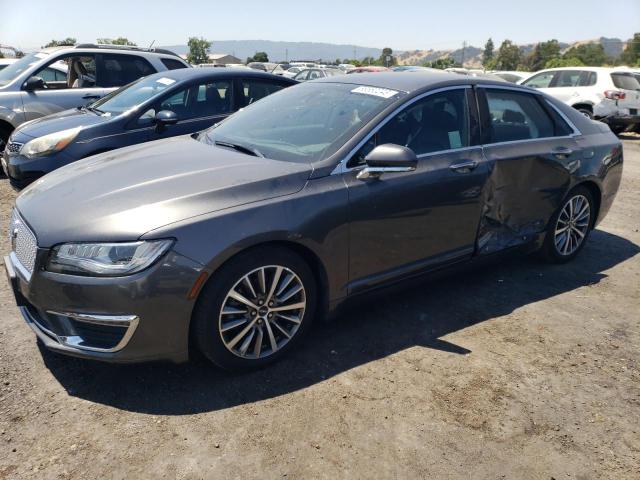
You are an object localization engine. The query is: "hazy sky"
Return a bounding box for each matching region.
[1,0,638,51]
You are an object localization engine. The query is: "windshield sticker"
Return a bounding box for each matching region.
[351,86,398,99]
[156,77,176,86]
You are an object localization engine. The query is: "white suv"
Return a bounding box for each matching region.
[521,67,640,134]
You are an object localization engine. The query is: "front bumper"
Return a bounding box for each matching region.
[4,248,206,363]
[2,149,74,190]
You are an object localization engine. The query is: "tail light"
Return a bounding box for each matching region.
[604,90,626,100]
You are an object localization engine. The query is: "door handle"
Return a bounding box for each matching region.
[82,94,101,100]
[449,160,478,173]
[551,146,574,159]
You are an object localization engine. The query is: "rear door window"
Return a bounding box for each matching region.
[522,71,556,89]
[239,79,287,107]
[555,70,582,87]
[578,71,597,87]
[97,54,156,87]
[485,89,556,143]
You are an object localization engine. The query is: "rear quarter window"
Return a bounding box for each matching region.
[161,58,188,70]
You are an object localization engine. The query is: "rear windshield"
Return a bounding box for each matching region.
[0,52,49,87]
[611,73,640,91]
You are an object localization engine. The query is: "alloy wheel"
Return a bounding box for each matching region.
[218,265,306,359]
[554,194,590,256]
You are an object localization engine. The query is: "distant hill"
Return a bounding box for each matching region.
[160,40,381,63]
[397,37,629,68]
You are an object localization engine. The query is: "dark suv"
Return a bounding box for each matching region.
[0,44,189,151]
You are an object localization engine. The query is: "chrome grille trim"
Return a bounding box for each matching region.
[8,209,37,278]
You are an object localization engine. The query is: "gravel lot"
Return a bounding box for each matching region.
[0,138,638,480]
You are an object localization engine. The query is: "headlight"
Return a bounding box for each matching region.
[20,127,81,158]
[46,240,173,276]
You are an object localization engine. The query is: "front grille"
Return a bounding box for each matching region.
[6,142,23,154]
[8,209,38,275]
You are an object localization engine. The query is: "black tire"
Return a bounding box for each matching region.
[540,186,595,263]
[575,108,593,119]
[192,246,317,370]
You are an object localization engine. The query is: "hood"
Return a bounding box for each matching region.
[15,108,112,139]
[16,135,312,247]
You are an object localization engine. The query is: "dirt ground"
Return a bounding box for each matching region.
[0,138,638,480]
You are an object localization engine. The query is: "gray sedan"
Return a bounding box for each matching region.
[5,72,622,370]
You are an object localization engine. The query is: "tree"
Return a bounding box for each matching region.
[525,39,561,71]
[494,40,522,70]
[379,47,397,67]
[544,57,584,68]
[423,57,457,69]
[563,44,607,66]
[187,37,211,65]
[620,33,640,66]
[247,51,269,63]
[96,37,136,46]
[43,38,76,48]
[482,38,494,67]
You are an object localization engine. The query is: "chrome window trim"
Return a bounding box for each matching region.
[333,85,472,174]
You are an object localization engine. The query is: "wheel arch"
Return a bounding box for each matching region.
[572,180,602,228]
[188,239,331,352]
[0,118,14,139]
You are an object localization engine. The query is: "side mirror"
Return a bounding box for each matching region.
[357,144,418,180]
[24,76,45,91]
[154,110,178,131]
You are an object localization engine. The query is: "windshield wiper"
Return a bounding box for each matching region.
[214,140,264,158]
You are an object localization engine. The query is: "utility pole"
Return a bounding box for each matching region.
[461,40,467,67]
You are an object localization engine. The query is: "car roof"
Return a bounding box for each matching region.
[314,70,507,93]
[140,67,295,83]
[536,66,615,73]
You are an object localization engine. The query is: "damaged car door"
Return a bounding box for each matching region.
[476,86,580,253]
[345,87,488,292]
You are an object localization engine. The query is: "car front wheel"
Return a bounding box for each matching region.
[541,186,594,263]
[192,247,317,370]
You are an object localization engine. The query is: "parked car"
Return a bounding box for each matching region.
[347,66,390,73]
[520,67,640,134]
[282,66,305,78]
[2,68,295,188]
[0,44,189,152]
[338,64,356,72]
[490,71,530,83]
[293,68,340,81]
[6,71,622,369]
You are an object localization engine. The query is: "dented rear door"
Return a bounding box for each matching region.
[476,87,580,254]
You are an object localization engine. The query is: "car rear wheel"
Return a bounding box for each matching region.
[576,107,593,119]
[192,247,317,370]
[540,186,594,263]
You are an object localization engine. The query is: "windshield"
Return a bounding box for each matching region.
[0,52,49,87]
[90,74,178,115]
[202,82,403,163]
